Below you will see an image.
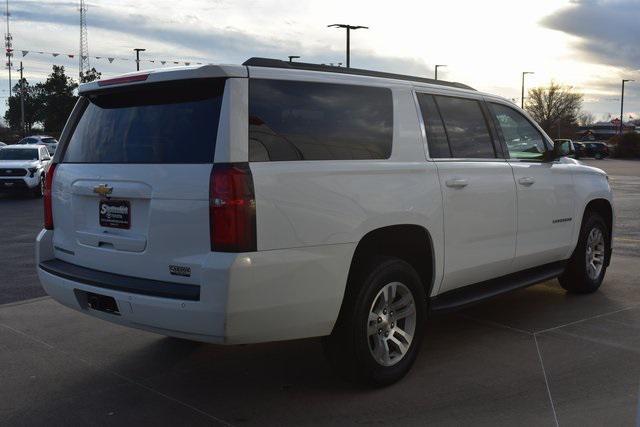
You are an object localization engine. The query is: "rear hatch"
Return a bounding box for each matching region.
[51,78,226,284]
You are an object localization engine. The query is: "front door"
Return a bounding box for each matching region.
[487,101,575,271]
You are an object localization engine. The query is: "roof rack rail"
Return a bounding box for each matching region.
[243,57,475,91]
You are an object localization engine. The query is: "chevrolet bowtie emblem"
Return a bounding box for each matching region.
[93,184,113,197]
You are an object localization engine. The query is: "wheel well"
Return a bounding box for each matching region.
[346,225,434,298]
[584,199,613,236]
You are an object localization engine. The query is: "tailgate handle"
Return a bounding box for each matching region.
[76,231,147,252]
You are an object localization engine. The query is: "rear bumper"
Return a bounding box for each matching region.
[36,229,353,344]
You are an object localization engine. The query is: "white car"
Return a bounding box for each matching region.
[36,60,614,385]
[17,135,59,155]
[0,145,51,196]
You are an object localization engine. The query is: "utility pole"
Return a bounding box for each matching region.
[521,71,534,109]
[18,61,24,136]
[620,79,633,135]
[5,0,12,96]
[327,24,368,68]
[435,64,447,80]
[134,48,146,71]
[288,55,300,63]
[79,0,90,80]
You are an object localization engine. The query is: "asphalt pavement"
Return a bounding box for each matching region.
[0,158,639,426]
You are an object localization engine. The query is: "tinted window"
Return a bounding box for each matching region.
[434,96,495,158]
[18,137,39,145]
[0,149,39,160]
[249,79,393,161]
[417,93,451,158]
[489,103,546,160]
[41,138,57,144]
[63,79,225,163]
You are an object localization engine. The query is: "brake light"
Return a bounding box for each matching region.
[97,74,149,87]
[209,163,256,252]
[43,163,57,230]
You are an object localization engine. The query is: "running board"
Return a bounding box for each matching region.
[429,261,567,314]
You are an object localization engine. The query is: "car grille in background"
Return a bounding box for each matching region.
[0,168,27,177]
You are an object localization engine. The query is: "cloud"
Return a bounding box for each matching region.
[8,0,436,80]
[541,0,640,70]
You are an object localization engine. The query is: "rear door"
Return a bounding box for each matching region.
[486,101,575,270]
[51,78,226,284]
[417,93,517,293]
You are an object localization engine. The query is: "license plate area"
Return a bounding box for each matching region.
[99,199,130,229]
[74,290,120,315]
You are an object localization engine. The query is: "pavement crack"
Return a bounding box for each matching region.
[534,334,559,427]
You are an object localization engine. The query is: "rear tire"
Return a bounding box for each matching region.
[323,257,426,386]
[559,211,609,294]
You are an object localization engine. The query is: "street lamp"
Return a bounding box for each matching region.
[434,65,447,80]
[133,48,146,71]
[327,24,368,68]
[620,79,634,135]
[521,71,534,109]
[288,55,300,63]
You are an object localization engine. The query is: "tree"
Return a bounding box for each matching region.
[3,78,43,132]
[578,111,596,127]
[36,65,78,133]
[80,67,102,83]
[525,82,583,138]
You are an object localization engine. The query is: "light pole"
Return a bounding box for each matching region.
[327,24,368,68]
[434,65,446,80]
[620,79,633,135]
[521,71,534,109]
[133,48,146,71]
[18,60,24,136]
[288,55,300,63]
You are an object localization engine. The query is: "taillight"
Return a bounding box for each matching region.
[43,163,57,230]
[209,163,257,252]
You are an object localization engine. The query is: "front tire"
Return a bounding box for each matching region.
[32,174,44,198]
[559,212,609,294]
[323,257,426,386]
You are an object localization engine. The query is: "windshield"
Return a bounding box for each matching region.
[62,79,225,164]
[0,149,39,160]
[17,137,39,145]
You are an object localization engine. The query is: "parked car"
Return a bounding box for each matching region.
[0,145,51,196]
[578,141,609,159]
[17,135,59,155]
[36,59,614,386]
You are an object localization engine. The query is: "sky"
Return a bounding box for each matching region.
[1,0,639,122]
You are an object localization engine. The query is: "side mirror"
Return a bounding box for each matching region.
[551,140,573,159]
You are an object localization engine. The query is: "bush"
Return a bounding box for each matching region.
[609,133,640,158]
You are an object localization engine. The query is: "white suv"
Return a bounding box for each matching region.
[0,145,51,196]
[36,59,613,385]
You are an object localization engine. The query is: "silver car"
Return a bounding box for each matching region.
[17,135,59,155]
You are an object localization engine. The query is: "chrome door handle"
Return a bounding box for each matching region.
[518,177,536,186]
[445,178,468,188]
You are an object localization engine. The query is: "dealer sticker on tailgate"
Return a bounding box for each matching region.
[99,200,131,229]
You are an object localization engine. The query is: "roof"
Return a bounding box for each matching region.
[243,57,476,91]
[2,144,41,150]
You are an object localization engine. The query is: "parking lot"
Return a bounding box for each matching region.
[1,159,639,426]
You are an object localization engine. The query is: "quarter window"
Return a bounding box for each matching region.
[489,103,547,160]
[248,79,393,161]
[434,96,496,158]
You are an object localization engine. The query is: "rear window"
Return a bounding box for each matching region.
[62,79,225,164]
[248,79,393,161]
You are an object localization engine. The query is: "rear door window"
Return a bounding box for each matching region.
[248,79,393,161]
[416,93,451,158]
[434,96,496,159]
[62,79,225,164]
